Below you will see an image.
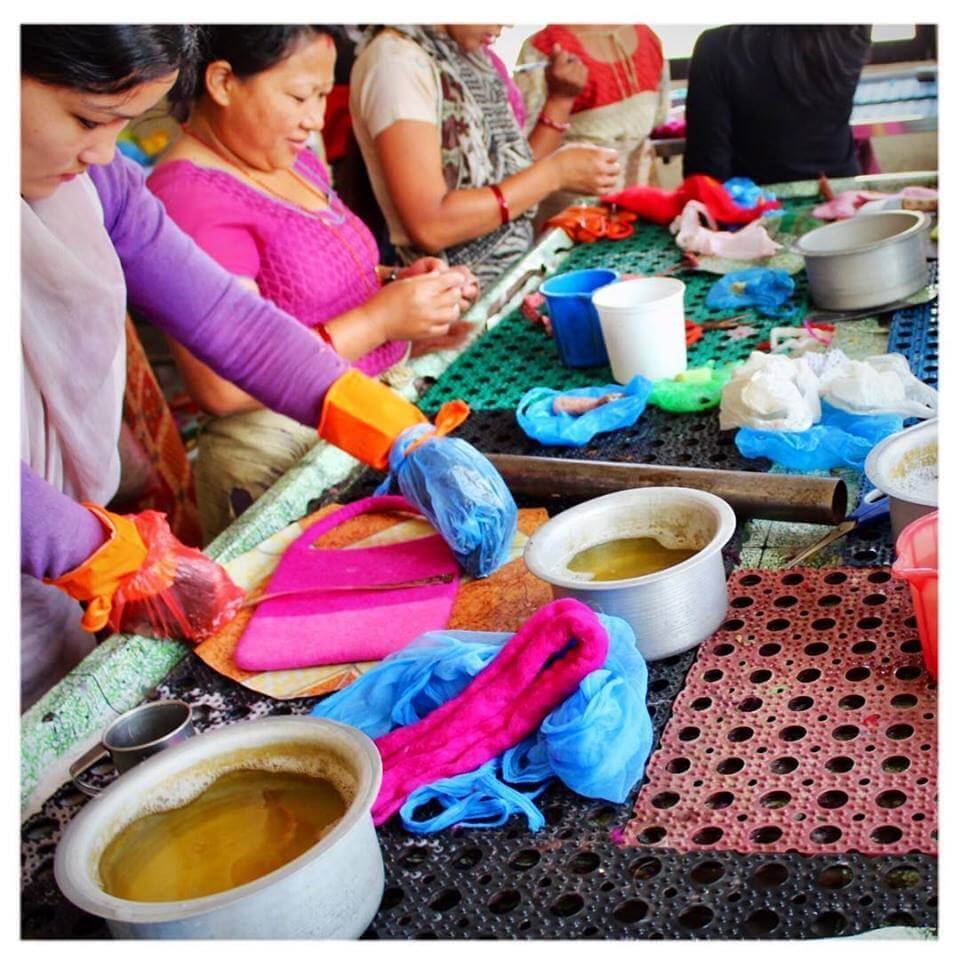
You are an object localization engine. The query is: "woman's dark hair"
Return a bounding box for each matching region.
[735,25,872,107]
[21,25,199,103]
[167,25,332,120]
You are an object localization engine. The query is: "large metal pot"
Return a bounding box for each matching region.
[523,488,737,660]
[795,210,929,310]
[865,419,938,540]
[54,717,384,939]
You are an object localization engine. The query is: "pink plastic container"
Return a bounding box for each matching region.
[892,510,938,678]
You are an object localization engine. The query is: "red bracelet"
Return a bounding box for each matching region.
[315,324,335,347]
[490,183,510,225]
[538,113,571,133]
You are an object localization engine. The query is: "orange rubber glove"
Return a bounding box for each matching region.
[48,506,244,640]
[318,369,428,470]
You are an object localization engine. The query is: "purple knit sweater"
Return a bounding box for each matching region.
[22,153,350,580]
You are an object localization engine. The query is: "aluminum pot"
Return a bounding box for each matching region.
[54,717,383,939]
[865,418,937,540]
[523,487,737,660]
[795,210,929,310]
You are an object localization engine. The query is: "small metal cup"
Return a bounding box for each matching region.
[69,700,194,797]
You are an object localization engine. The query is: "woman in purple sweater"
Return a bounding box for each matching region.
[20,26,435,706]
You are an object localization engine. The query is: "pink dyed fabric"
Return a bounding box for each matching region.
[235,496,459,670]
[372,598,610,824]
[812,186,938,221]
[672,200,781,259]
[148,149,407,377]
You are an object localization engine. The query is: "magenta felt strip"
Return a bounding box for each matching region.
[372,598,610,824]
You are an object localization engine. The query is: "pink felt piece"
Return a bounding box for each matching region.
[812,186,938,221]
[234,496,459,670]
[371,598,610,824]
[672,200,782,260]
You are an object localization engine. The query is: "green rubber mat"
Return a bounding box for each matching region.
[420,199,817,413]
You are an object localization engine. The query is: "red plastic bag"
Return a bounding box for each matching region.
[108,511,244,641]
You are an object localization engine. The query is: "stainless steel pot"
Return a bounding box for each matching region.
[865,419,938,540]
[54,717,384,939]
[523,488,737,661]
[795,210,929,310]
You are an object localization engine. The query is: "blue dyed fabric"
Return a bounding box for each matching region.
[706,267,796,317]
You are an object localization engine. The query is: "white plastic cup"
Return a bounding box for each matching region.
[592,277,688,384]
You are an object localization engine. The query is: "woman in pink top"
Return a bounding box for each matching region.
[150,25,479,539]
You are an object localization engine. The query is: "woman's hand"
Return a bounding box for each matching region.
[546,43,588,100]
[370,270,464,342]
[549,142,621,196]
[409,319,475,358]
[397,256,447,278]
[393,259,479,312]
[446,264,480,311]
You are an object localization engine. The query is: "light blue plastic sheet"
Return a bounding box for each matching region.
[515,376,652,447]
[312,615,653,833]
[706,267,796,317]
[736,402,904,470]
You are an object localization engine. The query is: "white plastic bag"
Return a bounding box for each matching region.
[808,351,937,419]
[719,351,821,431]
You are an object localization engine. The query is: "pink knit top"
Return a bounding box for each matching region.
[148,148,407,377]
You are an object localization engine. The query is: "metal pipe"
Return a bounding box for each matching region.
[486,453,847,525]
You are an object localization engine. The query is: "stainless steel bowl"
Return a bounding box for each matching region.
[795,210,929,311]
[523,488,737,661]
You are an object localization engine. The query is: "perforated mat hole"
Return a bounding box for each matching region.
[884,866,922,890]
[745,909,781,936]
[567,852,600,875]
[488,890,521,915]
[886,723,914,741]
[703,669,724,683]
[811,912,848,936]
[588,804,616,825]
[766,620,790,633]
[731,597,754,609]
[667,758,691,774]
[629,856,662,880]
[876,790,907,809]
[824,571,848,585]
[775,596,798,608]
[831,723,860,741]
[739,697,763,713]
[750,826,783,845]
[872,826,904,845]
[740,574,762,587]
[857,617,884,631]
[788,696,813,712]
[817,595,842,608]
[692,827,724,845]
[810,826,843,844]
[690,860,724,884]
[723,619,745,631]
[613,899,650,924]
[770,757,799,774]
[816,864,854,889]
[863,594,887,607]
[884,912,918,927]
[845,667,871,683]
[727,726,754,743]
[868,571,892,584]
[509,849,540,871]
[692,697,713,711]
[779,725,807,742]
[905,615,918,629]
[749,669,772,684]
[651,791,680,809]
[804,642,830,657]
[759,790,791,809]
[901,638,922,654]
[705,791,735,809]
[636,826,666,844]
[550,893,585,918]
[429,889,462,912]
[817,790,849,809]
[716,757,745,775]
[852,640,877,655]
[797,669,822,683]
[896,666,922,681]
[381,887,405,909]
[713,644,735,658]
[678,905,714,930]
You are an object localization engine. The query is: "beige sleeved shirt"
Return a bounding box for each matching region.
[350,31,441,249]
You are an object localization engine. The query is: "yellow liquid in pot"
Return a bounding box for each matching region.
[99,768,346,902]
[566,536,697,582]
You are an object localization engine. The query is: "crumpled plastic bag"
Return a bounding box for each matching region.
[807,350,938,419]
[706,267,797,317]
[312,615,653,833]
[648,363,734,413]
[720,351,821,431]
[724,177,779,211]
[377,425,518,578]
[736,402,904,470]
[109,511,245,640]
[515,377,652,447]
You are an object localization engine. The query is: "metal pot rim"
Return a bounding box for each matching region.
[864,419,938,508]
[54,716,382,924]
[523,487,737,590]
[796,210,928,258]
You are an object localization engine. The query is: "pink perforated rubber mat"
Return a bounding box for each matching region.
[626,567,937,856]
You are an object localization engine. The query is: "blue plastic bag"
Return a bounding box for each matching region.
[376,424,517,578]
[736,402,904,470]
[724,177,778,212]
[312,615,653,832]
[706,267,796,317]
[515,377,652,447]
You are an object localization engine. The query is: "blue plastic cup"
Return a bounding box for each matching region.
[540,268,620,368]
